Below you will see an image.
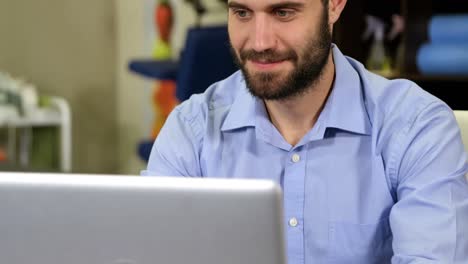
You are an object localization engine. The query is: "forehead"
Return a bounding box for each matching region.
[228,0,310,9]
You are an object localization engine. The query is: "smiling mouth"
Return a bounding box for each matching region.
[249,59,288,70]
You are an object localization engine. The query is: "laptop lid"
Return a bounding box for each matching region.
[0,173,286,264]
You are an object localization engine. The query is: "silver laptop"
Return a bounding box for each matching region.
[0,173,286,264]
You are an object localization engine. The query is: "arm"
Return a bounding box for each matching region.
[389,102,468,263]
[142,106,203,177]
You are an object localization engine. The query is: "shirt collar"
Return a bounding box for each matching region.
[319,45,372,136]
[220,75,257,131]
[221,45,372,136]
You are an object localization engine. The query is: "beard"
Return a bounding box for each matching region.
[230,10,332,101]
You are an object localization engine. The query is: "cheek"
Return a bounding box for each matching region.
[272,22,313,50]
[228,36,242,61]
[228,21,249,51]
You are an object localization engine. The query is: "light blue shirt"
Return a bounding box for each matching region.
[143,46,468,264]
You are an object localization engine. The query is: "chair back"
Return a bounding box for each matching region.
[176,25,238,102]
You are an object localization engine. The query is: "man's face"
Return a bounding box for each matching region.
[228,0,332,100]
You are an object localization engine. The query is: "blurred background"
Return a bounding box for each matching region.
[0,0,229,175]
[0,0,467,175]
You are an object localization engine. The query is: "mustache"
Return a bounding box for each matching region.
[239,49,298,64]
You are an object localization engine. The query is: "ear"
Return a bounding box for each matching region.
[328,0,347,25]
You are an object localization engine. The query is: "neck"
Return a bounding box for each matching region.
[264,52,335,146]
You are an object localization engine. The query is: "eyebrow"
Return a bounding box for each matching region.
[268,2,305,10]
[227,1,305,10]
[227,1,250,10]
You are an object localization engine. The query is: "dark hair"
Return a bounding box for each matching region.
[322,0,329,8]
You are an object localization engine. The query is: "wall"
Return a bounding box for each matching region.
[115,0,151,175]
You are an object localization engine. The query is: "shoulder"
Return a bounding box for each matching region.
[346,57,462,178]
[346,57,453,135]
[345,57,465,191]
[170,70,245,133]
[147,71,246,176]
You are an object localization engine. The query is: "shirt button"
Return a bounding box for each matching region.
[291,154,301,163]
[289,217,299,227]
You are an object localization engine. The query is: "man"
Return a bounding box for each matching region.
[143,0,468,263]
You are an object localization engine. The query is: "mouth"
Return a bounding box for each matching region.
[248,59,288,71]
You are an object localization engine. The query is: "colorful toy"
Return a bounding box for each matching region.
[151,0,178,139]
[153,0,173,59]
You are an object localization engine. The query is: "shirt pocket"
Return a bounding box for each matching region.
[328,217,393,264]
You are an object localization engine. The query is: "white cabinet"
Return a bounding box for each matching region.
[0,97,71,172]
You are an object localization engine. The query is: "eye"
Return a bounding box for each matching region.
[275,9,295,19]
[232,9,251,20]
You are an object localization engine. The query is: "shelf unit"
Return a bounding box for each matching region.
[0,97,72,172]
[334,0,468,110]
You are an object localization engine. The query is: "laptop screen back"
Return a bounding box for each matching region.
[0,173,286,264]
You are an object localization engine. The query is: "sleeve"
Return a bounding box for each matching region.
[389,102,468,264]
[141,106,204,177]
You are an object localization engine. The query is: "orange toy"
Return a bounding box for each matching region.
[155,0,173,43]
[151,80,178,139]
[150,0,178,139]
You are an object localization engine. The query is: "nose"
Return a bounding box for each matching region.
[251,14,276,52]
